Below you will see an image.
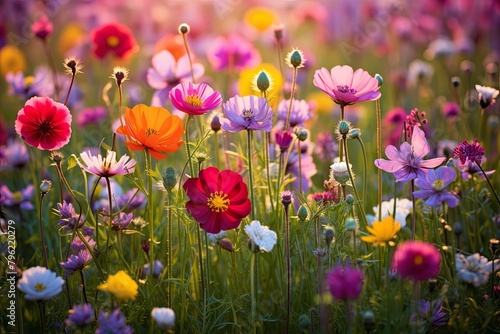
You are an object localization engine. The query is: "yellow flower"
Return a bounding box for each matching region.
[244,7,277,32]
[0,45,26,76]
[239,63,282,109]
[306,91,334,114]
[360,216,401,246]
[97,270,138,301]
[58,23,85,55]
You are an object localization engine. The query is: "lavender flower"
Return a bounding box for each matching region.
[71,235,96,252]
[221,95,273,132]
[455,157,495,180]
[66,304,94,328]
[6,67,54,99]
[143,260,165,277]
[56,201,94,236]
[413,166,459,208]
[117,188,146,210]
[96,309,133,334]
[60,250,92,276]
[453,139,484,166]
[104,212,133,231]
[276,99,312,128]
[0,138,30,170]
[0,184,34,210]
[411,299,448,326]
[313,132,337,162]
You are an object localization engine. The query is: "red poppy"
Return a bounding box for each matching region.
[183,167,251,233]
[90,23,139,59]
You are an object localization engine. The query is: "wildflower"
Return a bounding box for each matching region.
[70,235,96,252]
[456,253,499,287]
[275,130,294,153]
[220,95,273,132]
[17,266,65,300]
[313,65,381,106]
[78,150,136,178]
[151,307,175,330]
[475,85,499,108]
[405,109,428,139]
[286,147,317,193]
[60,250,92,276]
[66,304,94,328]
[411,299,448,326]
[326,263,363,301]
[105,212,134,231]
[90,22,139,59]
[309,188,339,206]
[183,167,251,234]
[413,166,459,208]
[63,56,83,75]
[116,104,184,160]
[277,99,311,128]
[146,50,204,107]
[96,309,133,334]
[0,139,30,170]
[110,66,129,86]
[207,34,260,71]
[117,188,146,210]
[31,15,53,40]
[252,69,273,94]
[239,64,282,108]
[211,114,221,132]
[368,198,412,228]
[6,68,54,100]
[56,201,94,236]
[330,161,351,186]
[442,102,460,119]
[15,96,72,151]
[453,139,484,166]
[76,106,107,129]
[0,45,26,76]
[286,48,306,69]
[281,190,293,207]
[408,59,434,87]
[392,241,441,281]
[313,132,337,162]
[97,270,138,301]
[456,157,495,180]
[169,82,222,115]
[0,184,34,210]
[374,125,445,183]
[361,216,400,246]
[244,7,277,32]
[143,260,164,277]
[245,220,278,252]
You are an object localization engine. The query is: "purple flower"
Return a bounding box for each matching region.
[146,50,204,107]
[96,309,133,334]
[56,201,94,236]
[0,138,29,170]
[326,263,363,301]
[105,212,133,231]
[0,184,34,210]
[66,303,94,328]
[391,241,441,281]
[374,125,445,183]
[117,188,146,210]
[207,34,260,71]
[60,250,92,276]
[275,130,294,153]
[76,106,107,128]
[455,157,495,180]
[169,82,222,116]
[286,145,317,194]
[411,299,448,326]
[143,260,165,277]
[5,67,54,99]
[220,95,273,132]
[313,132,337,162]
[276,99,311,128]
[442,102,460,119]
[453,139,484,166]
[71,235,96,252]
[413,166,459,208]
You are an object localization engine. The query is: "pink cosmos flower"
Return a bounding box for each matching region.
[220,95,273,132]
[392,241,441,281]
[326,263,363,301]
[207,34,260,71]
[169,82,222,116]
[78,150,136,178]
[15,96,72,150]
[313,65,381,106]
[374,125,445,183]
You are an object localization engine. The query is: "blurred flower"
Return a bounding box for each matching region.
[154,34,186,59]
[31,15,53,40]
[368,198,412,228]
[97,270,138,301]
[244,7,277,32]
[475,85,499,108]
[76,106,107,128]
[221,95,273,132]
[96,309,133,334]
[0,45,25,76]
[183,167,251,234]
[326,263,363,301]
[0,138,29,170]
[70,235,96,252]
[117,188,146,210]
[15,96,72,150]
[413,166,459,208]
[277,99,311,128]
[286,146,317,193]
[57,23,85,56]
[56,201,94,236]
[17,266,64,300]
[275,130,294,153]
[436,140,458,160]
[239,63,282,108]
[383,107,406,147]
[456,157,495,180]
[90,22,138,59]
[6,67,54,99]
[408,59,434,87]
[147,50,204,107]
[60,250,92,276]
[143,260,164,277]
[424,36,456,59]
[105,212,133,231]
[456,253,499,287]
[110,66,129,86]
[309,188,339,206]
[313,65,381,106]
[151,307,175,330]
[375,125,445,183]
[207,34,260,71]
[169,82,222,116]
[116,104,184,160]
[78,150,136,178]
[207,231,227,244]
[411,299,448,326]
[66,304,94,328]
[0,184,34,210]
[392,241,441,281]
[442,102,460,119]
[453,139,484,166]
[313,132,337,162]
[361,216,400,246]
[245,220,277,252]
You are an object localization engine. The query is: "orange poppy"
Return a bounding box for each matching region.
[116,104,184,160]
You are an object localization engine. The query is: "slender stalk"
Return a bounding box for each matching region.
[250,252,257,334]
[297,140,303,194]
[146,151,155,285]
[478,164,500,206]
[38,301,46,334]
[39,193,49,269]
[376,99,383,221]
[339,104,345,162]
[166,194,173,308]
[181,31,196,83]
[247,130,256,220]
[410,180,416,241]
[264,133,275,213]
[284,202,291,333]
[105,177,114,271]
[214,132,220,170]
[356,137,368,206]
[284,68,298,130]
[64,70,76,106]
[42,41,59,100]
[196,226,205,301]
[185,115,195,177]
[79,270,88,304]
[276,37,285,98]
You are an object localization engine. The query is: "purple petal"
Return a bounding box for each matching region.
[411,125,430,158]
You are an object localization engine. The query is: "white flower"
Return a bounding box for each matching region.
[330,161,352,186]
[17,266,65,300]
[207,231,227,244]
[151,307,175,330]
[475,85,499,108]
[369,198,412,228]
[408,59,434,87]
[245,220,277,252]
[456,253,500,287]
[424,36,456,59]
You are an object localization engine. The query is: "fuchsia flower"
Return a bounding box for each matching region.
[326,263,363,301]
[375,125,445,183]
[31,15,53,40]
[169,82,222,116]
[221,95,273,132]
[275,130,294,153]
[313,65,381,106]
[413,166,459,208]
[76,106,107,128]
[453,139,484,166]
[207,34,260,71]
[392,241,441,281]
[90,23,139,60]
[15,97,72,151]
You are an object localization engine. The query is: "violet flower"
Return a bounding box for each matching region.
[0,184,34,210]
[66,304,94,328]
[413,166,459,208]
[60,250,92,276]
[96,309,133,334]
[169,82,222,116]
[5,67,54,99]
[276,99,312,128]
[117,188,146,210]
[220,95,273,132]
[374,125,445,183]
[76,106,107,128]
[411,299,448,326]
[0,138,29,170]
[56,201,94,236]
[207,34,260,71]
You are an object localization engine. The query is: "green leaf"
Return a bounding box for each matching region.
[67,154,78,170]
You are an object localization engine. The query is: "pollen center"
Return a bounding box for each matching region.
[24,76,35,87]
[414,255,423,265]
[432,179,445,191]
[146,128,158,136]
[107,36,119,47]
[337,85,357,94]
[242,109,254,119]
[185,94,203,107]
[34,282,46,292]
[13,191,22,202]
[207,191,230,213]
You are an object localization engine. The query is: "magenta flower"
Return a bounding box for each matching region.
[78,150,136,178]
[413,166,459,208]
[276,99,311,128]
[0,184,34,210]
[391,241,441,281]
[442,102,460,119]
[275,130,294,153]
[326,263,363,301]
[453,139,484,166]
[374,125,445,183]
[455,157,495,180]
[313,65,381,106]
[207,34,260,71]
[220,95,273,132]
[76,106,107,128]
[31,15,53,40]
[169,82,222,116]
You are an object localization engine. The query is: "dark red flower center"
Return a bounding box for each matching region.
[207,191,230,212]
[38,120,53,136]
[337,85,357,94]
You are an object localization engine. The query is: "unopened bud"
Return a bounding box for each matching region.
[211,114,221,132]
[297,205,308,221]
[451,76,461,87]
[162,167,177,191]
[324,227,334,247]
[345,218,357,231]
[178,23,190,34]
[40,179,52,194]
[346,194,354,204]
[374,73,383,86]
[295,128,308,141]
[218,238,234,252]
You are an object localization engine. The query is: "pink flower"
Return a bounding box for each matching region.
[31,15,53,40]
[90,23,139,60]
[76,106,107,128]
[453,139,484,166]
[15,97,72,150]
[392,241,441,281]
[78,150,136,178]
[313,65,381,106]
[326,263,363,301]
[207,34,260,71]
[169,82,222,116]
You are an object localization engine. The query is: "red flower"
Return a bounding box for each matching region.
[183,167,251,233]
[15,97,72,150]
[91,23,139,59]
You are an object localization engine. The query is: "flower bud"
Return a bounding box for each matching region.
[281,190,293,207]
[162,167,177,191]
[286,48,306,68]
[218,238,235,252]
[178,23,190,34]
[345,218,357,231]
[460,60,475,73]
[346,194,354,204]
[451,76,461,87]
[297,205,308,221]
[453,222,462,236]
[255,70,271,92]
[428,278,438,293]
[490,238,500,255]
[211,114,221,132]
[40,179,52,194]
[295,128,308,141]
[348,128,361,139]
[363,310,375,332]
[338,121,350,136]
[374,73,383,86]
[324,227,334,247]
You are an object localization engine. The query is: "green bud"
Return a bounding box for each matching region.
[290,50,303,68]
[40,179,52,194]
[162,167,177,191]
[295,128,308,141]
[363,310,375,332]
[324,227,334,247]
[349,128,361,139]
[346,194,354,204]
[297,205,308,221]
[338,121,350,136]
[299,314,311,330]
[374,73,383,86]
[345,218,357,231]
[256,71,271,92]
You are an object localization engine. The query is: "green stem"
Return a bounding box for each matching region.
[196,226,205,301]
[356,137,368,207]
[265,133,275,213]
[105,177,114,272]
[247,130,256,220]
[146,151,155,285]
[80,270,88,304]
[376,99,383,221]
[39,193,49,269]
[181,33,196,83]
[478,164,500,207]
[42,40,59,100]
[166,194,173,308]
[285,68,298,130]
[250,252,257,334]
[284,204,291,333]
[339,104,345,162]
[214,131,220,170]
[185,115,195,177]
[298,140,303,194]
[410,180,416,241]
[38,301,46,334]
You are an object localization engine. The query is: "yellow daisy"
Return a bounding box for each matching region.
[360,216,401,246]
[0,45,26,76]
[97,270,139,301]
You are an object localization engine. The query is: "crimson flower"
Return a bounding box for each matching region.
[183,167,251,233]
[326,263,363,301]
[453,139,484,166]
[169,82,222,115]
[392,241,441,281]
[91,23,139,59]
[15,96,72,150]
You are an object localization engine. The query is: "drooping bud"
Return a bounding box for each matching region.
[178,23,190,35]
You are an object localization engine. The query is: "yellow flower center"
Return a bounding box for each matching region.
[13,191,22,202]
[107,36,119,47]
[34,282,46,292]
[185,94,203,107]
[414,255,423,265]
[432,179,445,191]
[207,191,230,212]
[146,128,158,136]
[24,76,35,87]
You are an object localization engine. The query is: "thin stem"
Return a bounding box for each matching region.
[410,180,416,241]
[376,99,383,221]
[264,133,275,213]
[64,71,76,106]
[250,252,257,334]
[146,152,155,285]
[79,270,88,304]
[285,68,298,130]
[39,193,49,269]
[247,130,256,220]
[339,104,345,162]
[196,226,205,301]
[38,302,46,334]
[298,140,303,194]
[284,204,291,333]
[478,164,500,206]
[356,137,368,206]
[276,39,285,99]
[185,115,195,177]
[42,41,59,100]
[181,33,196,83]
[214,132,220,170]
[166,194,172,308]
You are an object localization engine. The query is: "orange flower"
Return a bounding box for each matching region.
[116,104,184,160]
